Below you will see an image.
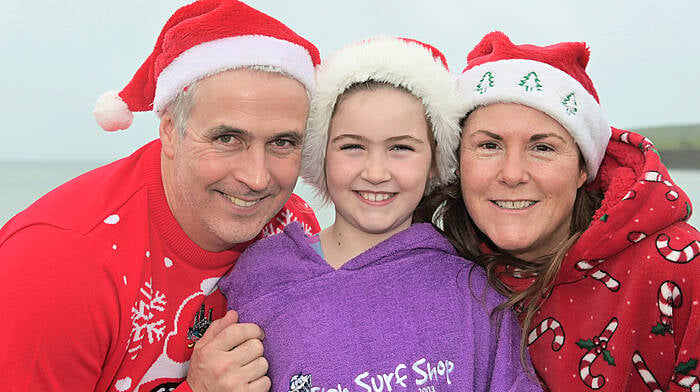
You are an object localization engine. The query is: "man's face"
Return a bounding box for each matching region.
[160,68,309,252]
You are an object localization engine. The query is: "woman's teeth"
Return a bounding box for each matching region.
[493,200,535,209]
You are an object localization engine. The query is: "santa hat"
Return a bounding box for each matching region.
[93,0,320,132]
[302,37,465,200]
[457,31,611,181]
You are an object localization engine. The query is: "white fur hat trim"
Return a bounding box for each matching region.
[457,59,611,180]
[302,37,466,202]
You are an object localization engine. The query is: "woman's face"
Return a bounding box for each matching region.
[459,103,587,261]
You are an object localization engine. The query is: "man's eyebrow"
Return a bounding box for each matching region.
[206,125,248,138]
[206,126,305,144]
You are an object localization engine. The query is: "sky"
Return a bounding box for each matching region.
[1,0,699,163]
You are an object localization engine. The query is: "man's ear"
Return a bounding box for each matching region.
[159,111,178,159]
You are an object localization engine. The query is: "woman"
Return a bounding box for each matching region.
[423,31,700,391]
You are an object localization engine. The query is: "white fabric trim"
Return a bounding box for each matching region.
[302,37,466,202]
[93,90,133,131]
[153,35,316,113]
[457,59,611,180]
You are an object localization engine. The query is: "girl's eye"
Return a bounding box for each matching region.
[339,144,363,150]
[390,144,415,152]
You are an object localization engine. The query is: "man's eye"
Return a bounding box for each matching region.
[273,139,292,147]
[218,135,233,144]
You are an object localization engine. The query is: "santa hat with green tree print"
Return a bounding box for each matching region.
[92,0,320,132]
[457,31,611,181]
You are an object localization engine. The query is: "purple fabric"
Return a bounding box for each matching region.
[219,222,541,392]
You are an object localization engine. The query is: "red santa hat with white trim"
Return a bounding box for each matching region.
[93,0,320,132]
[302,36,465,200]
[457,31,611,181]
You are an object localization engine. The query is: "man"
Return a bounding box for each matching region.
[0,1,320,391]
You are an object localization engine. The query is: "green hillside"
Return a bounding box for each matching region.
[638,124,700,150]
[636,124,700,169]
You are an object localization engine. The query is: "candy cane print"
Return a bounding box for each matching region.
[657,281,682,333]
[579,318,618,390]
[527,317,565,351]
[510,267,530,279]
[640,137,655,152]
[628,231,648,243]
[632,351,663,392]
[575,259,605,271]
[656,234,700,264]
[643,171,679,201]
[590,270,620,291]
[644,171,664,182]
[575,260,620,292]
[618,131,653,151]
[619,131,632,145]
[674,374,700,392]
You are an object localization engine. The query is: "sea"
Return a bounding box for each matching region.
[1,161,698,230]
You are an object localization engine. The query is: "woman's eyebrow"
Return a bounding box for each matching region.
[470,130,502,140]
[530,133,567,143]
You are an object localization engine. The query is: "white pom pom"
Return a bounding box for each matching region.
[92,90,133,131]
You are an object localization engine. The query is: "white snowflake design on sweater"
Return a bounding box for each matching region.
[128,279,167,359]
[262,208,313,237]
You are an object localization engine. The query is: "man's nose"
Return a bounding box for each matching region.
[234,145,271,191]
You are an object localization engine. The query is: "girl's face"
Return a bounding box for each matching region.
[325,87,433,238]
[459,103,587,261]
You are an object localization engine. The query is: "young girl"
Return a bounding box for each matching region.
[218,37,541,391]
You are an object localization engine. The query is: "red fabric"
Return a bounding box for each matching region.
[398,37,449,70]
[521,128,700,391]
[120,0,321,112]
[0,140,320,391]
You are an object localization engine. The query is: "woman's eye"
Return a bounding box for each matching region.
[479,142,499,150]
[534,144,554,152]
[339,144,363,150]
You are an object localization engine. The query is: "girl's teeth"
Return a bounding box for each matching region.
[360,192,392,202]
